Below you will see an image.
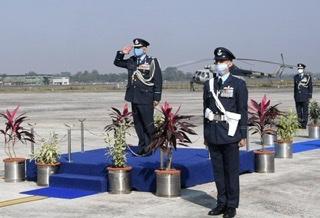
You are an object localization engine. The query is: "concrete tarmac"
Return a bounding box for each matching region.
[0,88,319,217]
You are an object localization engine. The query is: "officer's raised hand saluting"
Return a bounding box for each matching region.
[114,38,162,156]
[121,44,132,55]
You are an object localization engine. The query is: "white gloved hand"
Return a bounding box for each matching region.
[205,108,214,121]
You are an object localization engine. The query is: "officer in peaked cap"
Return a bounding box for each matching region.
[133,38,150,48]
[214,47,252,77]
[204,47,248,217]
[114,38,162,156]
[214,47,236,61]
[294,63,312,128]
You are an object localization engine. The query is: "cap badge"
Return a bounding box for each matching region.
[135,39,139,44]
[217,49,222,56]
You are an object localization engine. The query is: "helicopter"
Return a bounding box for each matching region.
[178,54,298,85]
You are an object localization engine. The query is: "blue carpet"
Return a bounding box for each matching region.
[266,139,320,153]
[26,147,254,195]
[24,140,320,199]
[21,187,99,199]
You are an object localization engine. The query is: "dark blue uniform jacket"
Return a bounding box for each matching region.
[294,73,312,102]
[203,75,248,145]
[114,51,162,104]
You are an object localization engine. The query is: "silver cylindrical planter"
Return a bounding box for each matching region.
[254,151,275,173]
[37,163,60,186]
[262,133,277,146]
[275,141,292,158]
[4,158,26,182]
[155,169,181,197]
[308,125,320,139]
[107,166,132,194]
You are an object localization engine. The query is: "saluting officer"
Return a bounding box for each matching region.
[203,47,248,218]
[294,63,312,129]
[114,38,162,156]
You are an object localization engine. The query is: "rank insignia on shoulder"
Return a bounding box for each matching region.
[220,86,234,98]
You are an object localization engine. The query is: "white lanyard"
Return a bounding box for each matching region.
[209,78,226,114]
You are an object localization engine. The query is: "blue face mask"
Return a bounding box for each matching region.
[134,48,144,57]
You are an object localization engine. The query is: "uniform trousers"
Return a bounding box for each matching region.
[208,142,240,208]
[295,101,309,128]
[131,103,154,150]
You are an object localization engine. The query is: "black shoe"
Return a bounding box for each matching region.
[208,204,226,216]
[223,207,236,218]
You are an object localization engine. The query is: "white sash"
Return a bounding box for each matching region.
[207,78,241,136]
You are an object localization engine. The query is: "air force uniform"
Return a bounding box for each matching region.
[114,38,162,155]
[204,47,248,216]
[294,63,312,128]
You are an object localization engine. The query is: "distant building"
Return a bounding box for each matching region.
[0,75,70,86]
[1,75,48,86]
[52,77,70,85]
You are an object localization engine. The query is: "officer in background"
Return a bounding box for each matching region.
[203,47,248,218]
[114,38,162,156]
[294,63,312,129]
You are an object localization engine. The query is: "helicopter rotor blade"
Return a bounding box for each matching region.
[236,58,295,69]
[170,58,212,68]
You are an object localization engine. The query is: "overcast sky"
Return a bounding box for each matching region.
[0,0,319,75]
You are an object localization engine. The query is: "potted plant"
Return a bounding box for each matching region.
[33,132,60,186]
[308,101,320,139]
[105,103,133,194]
[0,106,34,182]
[148,102,196,197]
[249,95,281,146]
[248,95,281,173]
[276,111,299,158]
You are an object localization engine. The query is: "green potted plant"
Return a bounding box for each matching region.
[33,132,61,186]
[248,95,281,173]
[105,103,133,194]
[0,106,34,182]
[308,101,320,139]
[148,102,196,197]
[276,111,299,158]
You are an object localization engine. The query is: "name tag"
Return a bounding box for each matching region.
[138,64,150,71]
[220,86,234,98]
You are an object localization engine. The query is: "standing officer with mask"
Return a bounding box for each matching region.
[114,38,162,156]
[294,63,312,129]
[203,47,248,218]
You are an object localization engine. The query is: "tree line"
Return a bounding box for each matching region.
[69,67,193,83]
[6,67,193,83]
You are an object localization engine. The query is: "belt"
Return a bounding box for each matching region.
[209,114,226,122]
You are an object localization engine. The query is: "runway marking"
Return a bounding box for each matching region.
[0,196,47,208]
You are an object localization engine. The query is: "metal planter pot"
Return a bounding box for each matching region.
[155,169,181,197]
[254,151,275,173]
[3,158,26,182]
[262,133,277,146]
[37,163,60,186]
[308,125,320,139]
[107,166,132,194]
[275,141,292,158]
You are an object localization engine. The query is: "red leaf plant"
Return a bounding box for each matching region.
[104,103,133,168]
[148,102,197,170]
[0,106,35,159]
[248,95,282,150]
